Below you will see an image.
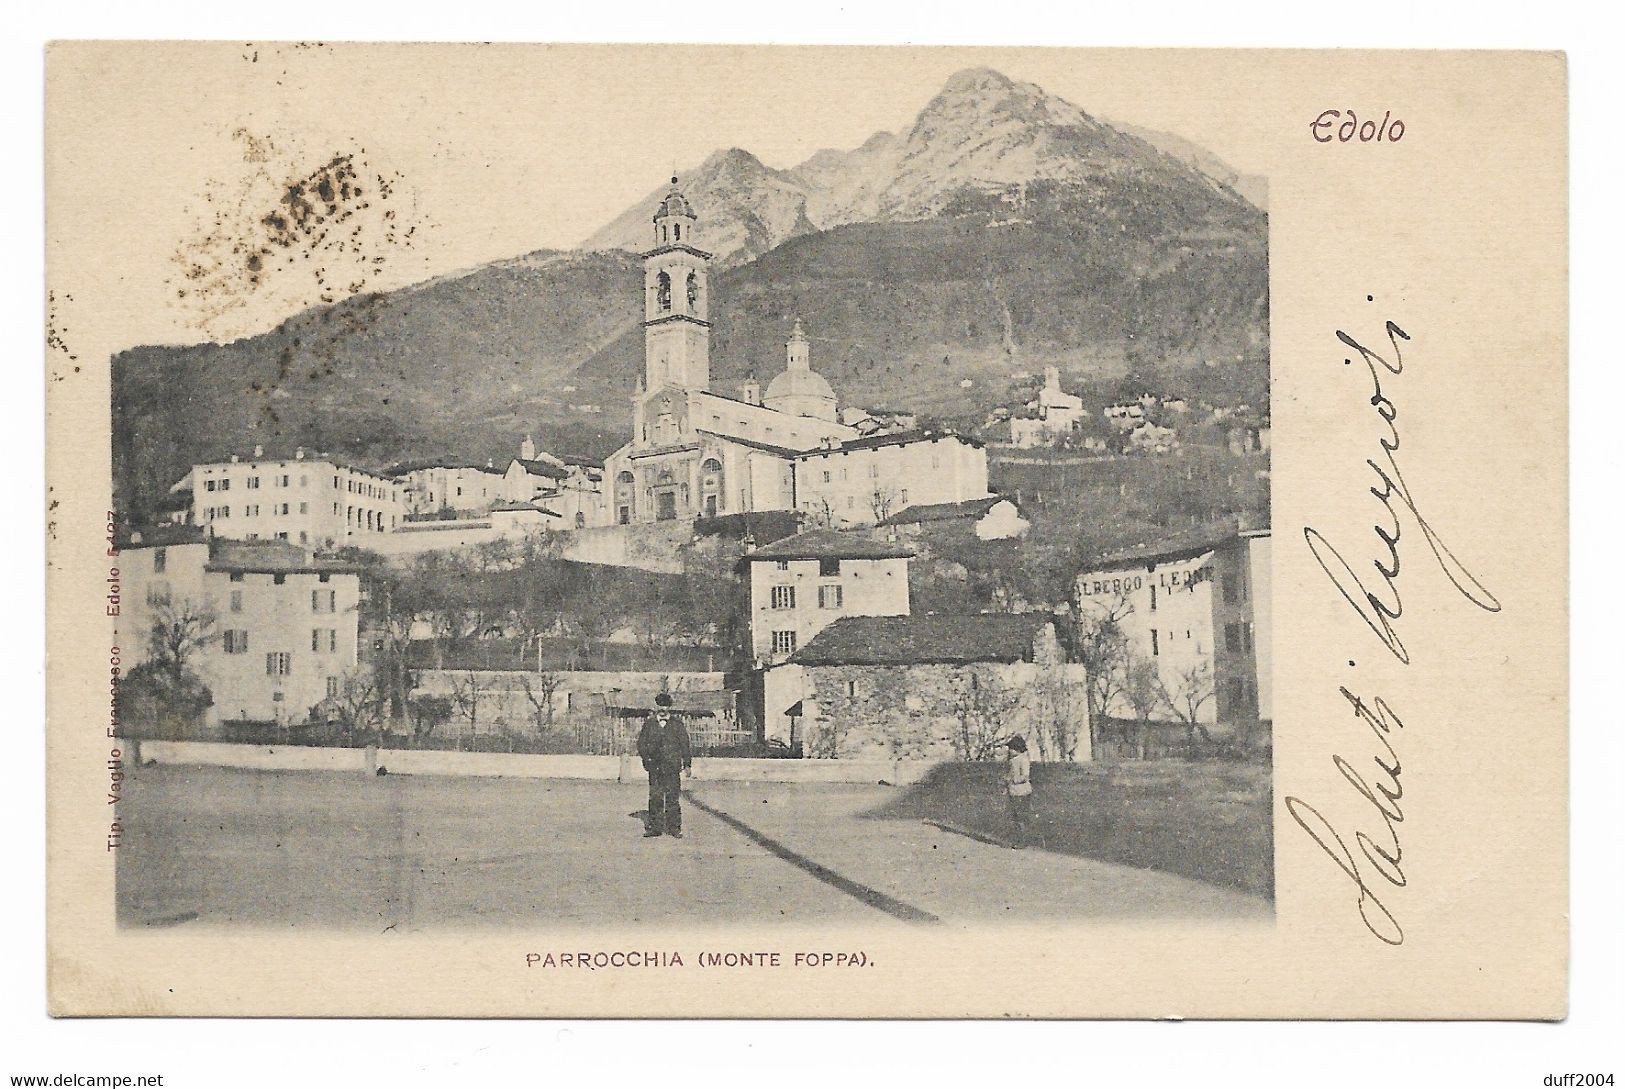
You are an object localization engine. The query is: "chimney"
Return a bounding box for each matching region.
[229,454,239,464]
[740,376,761,406]
[253,444,264,459]
[295,447,306,460]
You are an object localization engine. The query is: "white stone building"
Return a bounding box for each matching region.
[878,495,1030,541]
[1073,519,1272,737]
[1009,365,1087,448]
[398,461,507,516]
[738,529,914,746]
[176,446,408,549]
[116,527,363,724]
[793,430,990,528]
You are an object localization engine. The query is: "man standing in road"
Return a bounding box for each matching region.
[638,692,692,838]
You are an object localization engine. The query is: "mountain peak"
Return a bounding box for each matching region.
[939,66,1017,96]
[584,68,1256,262]
[704,146,770,174]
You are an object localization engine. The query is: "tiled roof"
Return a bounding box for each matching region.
[514,458,569,479]
[555,453,605,469]
[795,428,984,456]
[490,501,562,516]
[195,451,397,479]
[792,613,1051,667]
[388,459,504,476]
[694,429,806,457]
[743,529,913,562]
[204,538,359,575]
[114,524,207,550]
[879,495,1008,526]
[1086,516,1269,569]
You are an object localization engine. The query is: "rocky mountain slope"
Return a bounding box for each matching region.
[583,67,1263,265]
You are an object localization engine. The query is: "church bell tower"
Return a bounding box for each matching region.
[642,176,712,392]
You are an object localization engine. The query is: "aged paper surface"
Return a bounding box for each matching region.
[44,44,1566,1018]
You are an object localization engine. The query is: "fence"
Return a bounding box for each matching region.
[119,713,762,757]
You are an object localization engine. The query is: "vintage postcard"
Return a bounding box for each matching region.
[44,44,1566,1018]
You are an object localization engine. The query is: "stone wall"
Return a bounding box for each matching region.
[802,660,1089,763]
[134,740,943,784]
[413,668,729,734]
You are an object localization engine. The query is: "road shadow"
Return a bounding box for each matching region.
[860,760,1273,900]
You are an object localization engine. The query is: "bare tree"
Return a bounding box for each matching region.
[146,598,219,685]
[325,666,385,737]
[1119,653,1164,759]
[448,671,489,739]
[520,669,564,733]
[1031,668,1088,762]
[1074,591,1134,758]
[1157,658,1217,755]
[509,528,567,663]
[808,496,839,529]
[948,668,1023,762]
[868,485,899,524]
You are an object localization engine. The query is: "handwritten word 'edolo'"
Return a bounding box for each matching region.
[1312,110,1406,144]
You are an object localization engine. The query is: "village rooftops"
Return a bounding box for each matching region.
[193,448,398,479]
[512,458,569,480]
[693,429,806,458]
[490,500,562,516]
[794,428,985,457]
[1087,515,1270,570]
[791,613,1052,667]
[741,529,914,563]
[203,538,361,575]
[386,458,506,476]
[113,524,208,550]
[879,495,1010,527]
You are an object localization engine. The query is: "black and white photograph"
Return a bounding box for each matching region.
[100,50,1274,931]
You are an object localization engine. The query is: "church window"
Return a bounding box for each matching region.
[686,271,698,309]
[656,272,671,312]
[674,224,681,242]
[701,458,723,475]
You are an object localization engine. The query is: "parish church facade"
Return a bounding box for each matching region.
[601,177,990,527]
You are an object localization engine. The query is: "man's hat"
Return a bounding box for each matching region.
[654,692,674,707]
[1003,736,1028,753]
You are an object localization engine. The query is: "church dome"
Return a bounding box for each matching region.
[765,366,836,407]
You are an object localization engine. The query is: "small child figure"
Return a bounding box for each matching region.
[1002,736,1033,849]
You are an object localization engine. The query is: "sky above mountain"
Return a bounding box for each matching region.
[53,43,1274,360]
